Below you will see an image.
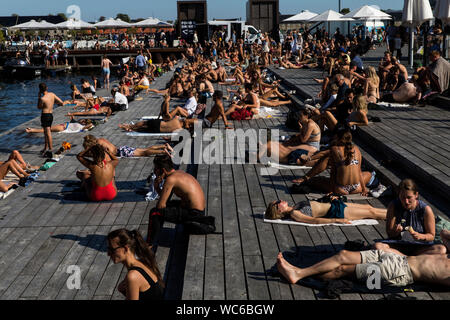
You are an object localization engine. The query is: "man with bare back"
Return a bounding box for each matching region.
[276,229,450,288]
[147,155,215,247]
[37,83,64,155]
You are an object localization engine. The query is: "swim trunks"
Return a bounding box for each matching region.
[288,149,309,165]
[202,118,213,128]
[117,145,136,158]
[102,68,110,75]
[92,104,100,111]
[144,119,162,133]
[324,199,347,219]
[355,250,414,287]
[41,113,53,128]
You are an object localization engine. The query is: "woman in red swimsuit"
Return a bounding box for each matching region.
[76,144,118,201]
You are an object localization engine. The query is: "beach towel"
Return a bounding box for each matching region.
[126,132,180,137]
[253,107,287,119]
[266,161,311,170]
[263,216,379,227]
[306,193,372,201]
[0,188,16,200]
[140,116,161,120]
[377,102,412,108]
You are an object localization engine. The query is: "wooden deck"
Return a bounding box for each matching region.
[0,58,449,300]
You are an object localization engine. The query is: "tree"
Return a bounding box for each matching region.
[58,13,68,21]
[11,13,19,17]
[99,16,106,22]
[340,8,350,15]
[116,13,131,23]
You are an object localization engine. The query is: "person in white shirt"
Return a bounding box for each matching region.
[170,89,197,118]
[110,88,128,112]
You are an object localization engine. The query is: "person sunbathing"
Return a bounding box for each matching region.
[76,144,118,202]
[82,134,173,158]
[0,150,35,192]
[118,117,186,134]
[265,196,386,224]
[373,179,447,256]
[259,109,321,164]
[225,83,260,118]
[381,76,420,103]
[321,94,369,133]
[276,231,450,288]
[66,99,113,118]
[26,118,94,133]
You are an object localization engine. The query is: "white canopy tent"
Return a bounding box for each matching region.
[133,17,162,27]
[403,0,434,67]
[54,18,94,29]
[283,10,318,22]
[93,18,132,28]
[9,19,44,30]
[35,20,57,30]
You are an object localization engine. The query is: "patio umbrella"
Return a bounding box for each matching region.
[54,18,94,29]
[434,0,450,58]
[9,19,43,30]
[308,10,353,36]
[282,10,318,22]
[402,0,434,67]
[342,5,392,20]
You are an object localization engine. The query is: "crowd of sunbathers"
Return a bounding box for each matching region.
[2,28,449,300]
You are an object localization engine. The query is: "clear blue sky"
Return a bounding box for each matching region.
[2,0,404,22]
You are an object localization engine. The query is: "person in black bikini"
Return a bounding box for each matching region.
[107,228,164,300]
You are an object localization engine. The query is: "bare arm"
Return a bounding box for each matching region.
[386,201,402,238]
[410,206,436,241]
[156,178,174,209]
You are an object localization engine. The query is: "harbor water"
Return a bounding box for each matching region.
[0,71,106,134]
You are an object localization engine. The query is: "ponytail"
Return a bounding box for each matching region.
[107,228,165,288]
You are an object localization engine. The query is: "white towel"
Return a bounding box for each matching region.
[264,217,379,227]
[126,132,180,137]
[266,161,311,170]
[0,189,16,200]
[145,174,165,201]
[140,116,161,120]
[306,193,372,201]
[377,102,412,108]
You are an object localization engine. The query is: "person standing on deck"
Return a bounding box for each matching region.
[101,55,113,90]
[37,83,63,156]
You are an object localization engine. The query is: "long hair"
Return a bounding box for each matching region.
[89,144,106,166]
[337,129,354,165]
[107,229,164,288]
[353,95,368,113]
[83,134,98,150]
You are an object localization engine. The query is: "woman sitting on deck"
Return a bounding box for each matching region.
[107,228,164,300]
[265,196,386,224]
[258,109,321,165]
[329,129,372,196]
[76,144,118,202]
[373,179,447,256]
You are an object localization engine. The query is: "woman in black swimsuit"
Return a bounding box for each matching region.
[107,229,164,300]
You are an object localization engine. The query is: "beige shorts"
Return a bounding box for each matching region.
[355,250,414,287]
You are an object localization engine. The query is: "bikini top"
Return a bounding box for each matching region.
[128,266,164,300]
[336,147,359,167]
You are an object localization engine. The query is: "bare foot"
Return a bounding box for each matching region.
[276,252,301,284]
[292,176,308,184]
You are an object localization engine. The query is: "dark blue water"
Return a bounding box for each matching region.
[0,72,103,134]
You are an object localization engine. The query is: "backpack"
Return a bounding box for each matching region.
[285,110,300,130]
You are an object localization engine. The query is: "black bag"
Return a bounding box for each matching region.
[184,216,216,234]
[285,110,300,130]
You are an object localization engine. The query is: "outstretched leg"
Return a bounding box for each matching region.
[277,250,361,284]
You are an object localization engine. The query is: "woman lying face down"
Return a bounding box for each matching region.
[265,197,386,225]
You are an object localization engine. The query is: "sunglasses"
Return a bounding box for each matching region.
[107,246,123,254]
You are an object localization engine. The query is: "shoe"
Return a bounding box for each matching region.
[370,184,387,198]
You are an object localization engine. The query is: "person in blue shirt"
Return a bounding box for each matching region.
[135,50,147,73]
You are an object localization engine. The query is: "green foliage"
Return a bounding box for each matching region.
[58,13,68,21]
[99,16,106,22]
[116,13,131,23]
[340,8,350,15]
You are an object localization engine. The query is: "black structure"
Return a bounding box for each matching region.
[177,0,208,43]
[246,0,279,36]
[0,15,65,28]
